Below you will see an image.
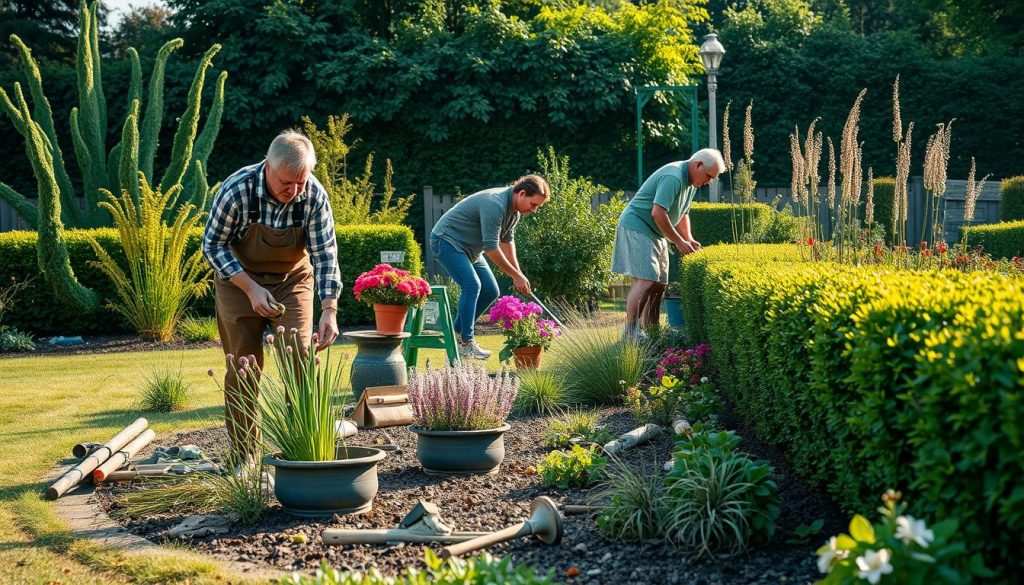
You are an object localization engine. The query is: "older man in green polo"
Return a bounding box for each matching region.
[612,148,724,339]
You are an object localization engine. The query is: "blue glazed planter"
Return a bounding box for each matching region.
[411,424,512,476]
[264,446,386,517]
[664,298,684,328]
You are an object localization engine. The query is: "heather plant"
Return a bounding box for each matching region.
[542,409,614,449]
[665,429,780,557]
[87,177,211,341]
[139,367,189,412]
[592,459,668,542]
[291,550,560,584]
[655,344,714,382]
[408,362,518,431]
[513,369,566,416]
[537,444,607,489]
[218,328,350,462]
[816,490,989,584]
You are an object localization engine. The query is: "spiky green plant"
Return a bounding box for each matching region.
[86,176,211,341]
[513,369,565,415]
[549,317,655,405]
[0,0,226,312]
[592,458,668,541]
[542,408,613,449]
[139,367,190,412]
[177,315,220,343]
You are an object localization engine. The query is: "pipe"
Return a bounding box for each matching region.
[93,428,157,482]
[72,442,102,458]
[47,417,149,500]
[603,424,662,455]
[322,528,490,546]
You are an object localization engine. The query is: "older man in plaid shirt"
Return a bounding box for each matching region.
[202,129,341,455]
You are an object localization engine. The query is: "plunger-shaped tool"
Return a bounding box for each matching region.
[441,496,563,558]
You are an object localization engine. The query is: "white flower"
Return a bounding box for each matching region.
[663,459,673,471]
[895,515,934,548]
[856,549,894,584]
[700,376,709,383]
[816,536,849,574]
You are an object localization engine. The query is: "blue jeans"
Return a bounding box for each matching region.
[431,236,499,342]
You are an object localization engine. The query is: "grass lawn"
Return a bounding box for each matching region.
[0,333,507,584]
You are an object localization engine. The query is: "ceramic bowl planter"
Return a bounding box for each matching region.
[511,345,543,369]
[373,303,408,335]
[265,446,386,517]
[411,424,512,476]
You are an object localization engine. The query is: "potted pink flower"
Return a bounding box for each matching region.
[352,264,431,335]
[488,295,561,369]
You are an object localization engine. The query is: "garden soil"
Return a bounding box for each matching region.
[96,407,845,585]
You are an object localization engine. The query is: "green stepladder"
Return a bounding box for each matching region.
[403,285,460,368]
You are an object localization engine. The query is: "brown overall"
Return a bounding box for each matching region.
[215,191,314,455]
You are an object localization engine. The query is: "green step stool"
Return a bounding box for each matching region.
[403,285,460,368]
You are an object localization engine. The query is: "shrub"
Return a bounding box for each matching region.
[999,176,1024,222]
[408,362,518,431]
[516,148,625,308]
[747,201,805,243]
[139,368,190,412]
[291,550,560,584]
[429,273,461,315]
[0,327,34,352]
[537,444,607,489]
[542,409,614,449]
[871,177,896,243]
[177,315,219,342]
[665,429,780,557]
[549,316,656,405]
[625,374,720,428]
[686,245,1024,576]
[513,370,565,416]
[592,459,667,542]
[960,219,1024,259]
[687,202,778,245]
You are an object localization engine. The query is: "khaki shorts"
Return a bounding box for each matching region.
[611,224,669,284]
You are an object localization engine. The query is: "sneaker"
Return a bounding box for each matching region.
[459,340,492,360]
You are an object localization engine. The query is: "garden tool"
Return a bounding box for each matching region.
[72,441,102,458]
[321,500,488,545]
[47,418,149,500]
[528,291,566,330]
[441,496,563,558]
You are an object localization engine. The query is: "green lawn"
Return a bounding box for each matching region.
[0,333,507,584]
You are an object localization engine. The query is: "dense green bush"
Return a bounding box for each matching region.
[0,225,422,335]
[999,176,1024,222]
[961,220,1024,259]
[291,550,560,584]
[687,202,777,246]
[871,176,896,243]
[683,245,1024,577]
[537,444,607,490]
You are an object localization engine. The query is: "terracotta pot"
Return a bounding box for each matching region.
[373,303,408,335]
[512,345,543,369]
[411,424,511,476]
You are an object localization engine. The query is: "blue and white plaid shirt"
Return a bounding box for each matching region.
[202,161,342,300]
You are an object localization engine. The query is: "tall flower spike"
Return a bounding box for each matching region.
[892,75,902,144]
[743,101,754,162]
[827,137,837,210]
[721,101,733,171]
[865,167,875,225]
[790,127,803,203]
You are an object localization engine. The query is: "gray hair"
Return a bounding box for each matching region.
[266,129,316,172]
[691,148,725,173]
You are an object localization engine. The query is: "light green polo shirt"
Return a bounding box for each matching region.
[619,160,695,240]
[430,187,521,260]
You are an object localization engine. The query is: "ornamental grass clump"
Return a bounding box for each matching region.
[139,367,190,412]
[514,369,566,416]
[220,327,349,462]
[408,362,518,431]
[353,263,430,307]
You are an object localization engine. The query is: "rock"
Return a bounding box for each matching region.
[572,543,589,553]
[168,514,232,539]
[586,569,603,577]
[600,552,612,563]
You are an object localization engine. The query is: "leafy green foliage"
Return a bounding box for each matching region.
[687,202,780,246]
[139,367,190,412]
[0,326,34,352]
[303,114,413,226]
[537,444,607,489]
[999,176,1024,222]
[665,429,781,557]
[960,219,1024,260]
[685,244,1024,576]
[871,176,896,244]
[177,315,219,343]
[86,177,211,341]
[513,369,565,416]
[516,148,624,307]
[291,549,561,584]
[541,408,613,449]
[593,459,667,542]
[625,374,720,428]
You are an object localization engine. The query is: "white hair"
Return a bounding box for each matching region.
[266,129,316,172]
[691,148,725,172]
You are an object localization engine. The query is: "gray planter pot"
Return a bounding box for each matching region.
[264,446,386,517]
[411,424,512,476]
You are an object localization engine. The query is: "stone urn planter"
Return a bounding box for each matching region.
[511,345,543,369]
[372,303,408,335]
[264,446,386,517]
[411,424,512,476]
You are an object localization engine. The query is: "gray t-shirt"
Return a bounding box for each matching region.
[619,160,695,240]
[431,187,521,260]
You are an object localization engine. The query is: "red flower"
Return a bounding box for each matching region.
[937,243,948,254]
[806,237,814,246]
[920,241,928,251]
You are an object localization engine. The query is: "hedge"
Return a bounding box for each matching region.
[682,245,1023,578]
[0,225,422,336]
[870,176,896,243]
[1000,176,1024,222]
[961,220,1024,260]
[687,202,791,246]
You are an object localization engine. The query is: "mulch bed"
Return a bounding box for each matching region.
[96,406,845,584]
[0,335,220,358]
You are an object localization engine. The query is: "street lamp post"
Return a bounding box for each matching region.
[699,33,725,202]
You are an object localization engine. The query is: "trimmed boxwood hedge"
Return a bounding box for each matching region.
[687,202,777,246]
[0,225,422,336]
[681,245,1023,578]
[962,219,1024,260]
[1000,176,1024,222]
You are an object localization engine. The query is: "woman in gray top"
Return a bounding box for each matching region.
[429,175,551,359]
